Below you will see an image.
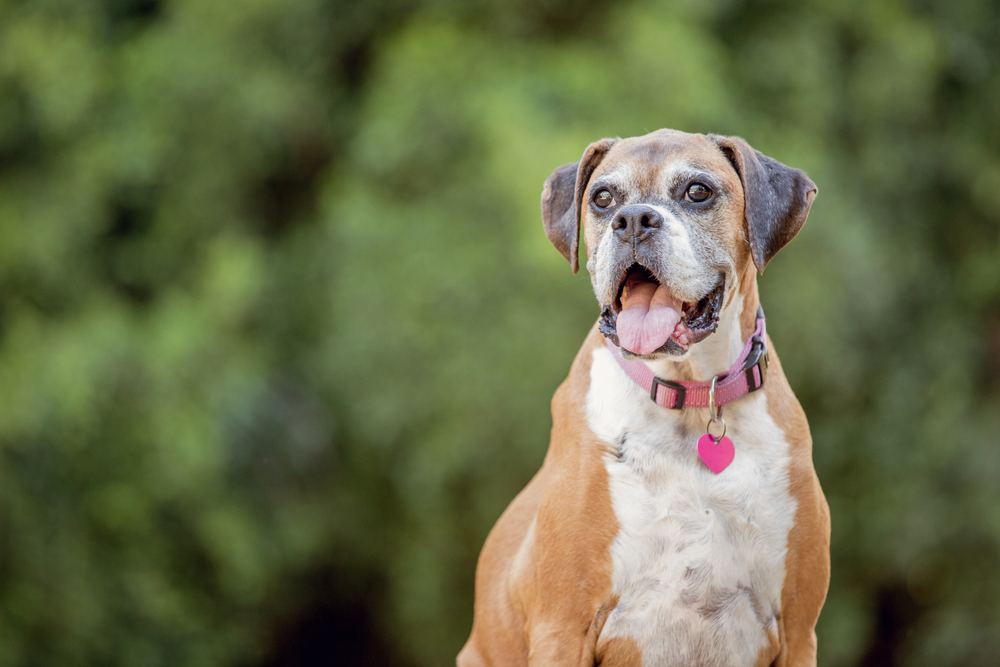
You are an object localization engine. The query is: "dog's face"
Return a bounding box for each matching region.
[541,129,816,360]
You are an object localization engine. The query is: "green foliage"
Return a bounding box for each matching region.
[1,0,999,665]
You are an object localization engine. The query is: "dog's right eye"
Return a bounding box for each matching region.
[594,189,615,209]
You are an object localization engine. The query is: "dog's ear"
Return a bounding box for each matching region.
[540,138,617,273]
[711,135,817,273]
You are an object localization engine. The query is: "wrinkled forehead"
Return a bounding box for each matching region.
[590,130,739,197]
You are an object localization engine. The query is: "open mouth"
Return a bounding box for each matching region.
[598,264,725,356]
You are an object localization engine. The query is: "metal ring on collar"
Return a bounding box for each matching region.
[708,376,722,422]
[705,416,727,442]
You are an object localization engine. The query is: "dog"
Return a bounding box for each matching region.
[458,129,830,667]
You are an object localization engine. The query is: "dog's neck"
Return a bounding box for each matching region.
[639,270,761,384]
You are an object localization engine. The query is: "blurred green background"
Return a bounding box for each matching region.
[1,0,999,665]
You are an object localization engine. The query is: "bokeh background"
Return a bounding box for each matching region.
[1,0,999,665]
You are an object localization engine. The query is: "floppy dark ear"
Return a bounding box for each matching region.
[540,138,617,273]
[711,135,817,273]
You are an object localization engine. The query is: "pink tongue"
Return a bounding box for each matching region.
[617,276,683,355]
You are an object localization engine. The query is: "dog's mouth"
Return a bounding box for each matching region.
[598,264,725,356]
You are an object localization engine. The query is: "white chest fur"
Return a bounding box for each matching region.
[586,346,796,667]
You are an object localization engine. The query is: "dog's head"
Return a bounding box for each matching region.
[541,129,816,359]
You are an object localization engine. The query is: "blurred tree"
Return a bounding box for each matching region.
[0,0,999,666]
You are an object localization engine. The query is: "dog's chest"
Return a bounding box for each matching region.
[586,348,796,667]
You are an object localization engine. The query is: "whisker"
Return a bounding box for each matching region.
[561,275,592,287]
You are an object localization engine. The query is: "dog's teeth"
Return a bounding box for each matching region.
[621,283,629,302]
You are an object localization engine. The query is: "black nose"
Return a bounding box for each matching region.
[613,204,663,242]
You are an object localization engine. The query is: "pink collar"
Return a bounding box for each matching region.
[604,306,769,410]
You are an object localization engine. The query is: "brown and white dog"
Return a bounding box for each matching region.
[458,129,830,667]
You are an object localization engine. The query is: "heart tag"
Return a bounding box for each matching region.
[697,433,735,474]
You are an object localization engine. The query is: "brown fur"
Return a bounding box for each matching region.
[459,331,621,666]
[764,348,831,666]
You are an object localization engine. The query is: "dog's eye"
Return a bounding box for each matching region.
[685,183,712,202]
[593,189,615,209]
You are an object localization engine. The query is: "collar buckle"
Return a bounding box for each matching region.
[744,335,769,392]
[651,377,686,409]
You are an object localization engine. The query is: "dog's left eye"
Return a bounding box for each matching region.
[685,183,712,202]
[593,189,616,209]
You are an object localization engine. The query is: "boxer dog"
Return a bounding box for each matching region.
[458,129,830,667]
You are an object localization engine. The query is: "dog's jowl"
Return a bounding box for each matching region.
[458,129,830,667]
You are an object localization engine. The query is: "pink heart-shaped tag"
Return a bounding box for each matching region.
[697,433,735,474]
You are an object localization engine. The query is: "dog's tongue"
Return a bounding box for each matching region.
[617,273,683,355]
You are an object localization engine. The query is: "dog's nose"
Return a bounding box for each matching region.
[612,204,663,242]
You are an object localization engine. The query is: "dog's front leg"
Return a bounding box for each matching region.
[773,443,831,667]
[514,476,620,667]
